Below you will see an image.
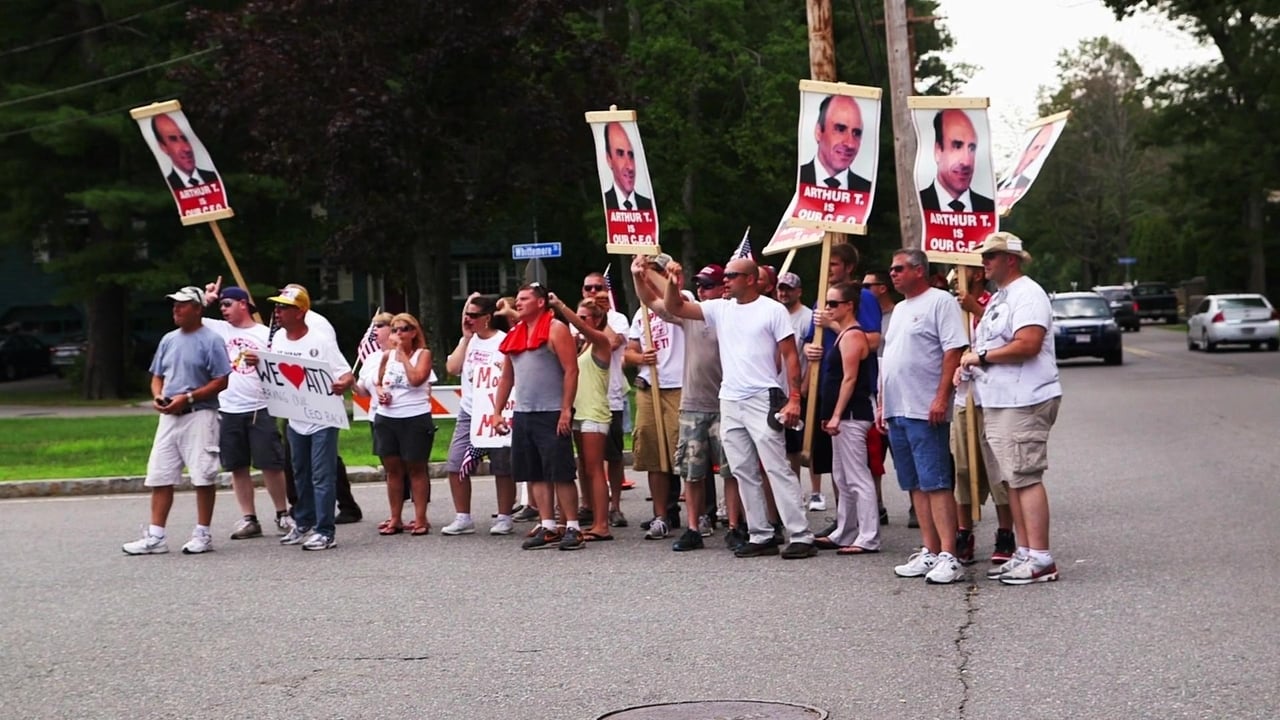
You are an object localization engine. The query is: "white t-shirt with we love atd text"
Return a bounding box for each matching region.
[629,308,685,389]
[270,328,351,435]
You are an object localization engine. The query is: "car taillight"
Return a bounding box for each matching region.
[1132,302,1139,313]
[1211,311,1225,323]
[1272,309,1280,321]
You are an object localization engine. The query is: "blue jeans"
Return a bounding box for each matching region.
[287,426,339,538]
[886,417,953,493]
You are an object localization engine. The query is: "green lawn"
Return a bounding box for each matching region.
[0,416,455,481]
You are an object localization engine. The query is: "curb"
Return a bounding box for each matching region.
[0,452,636,500]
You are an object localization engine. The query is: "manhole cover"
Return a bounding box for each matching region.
[597,700,828,719]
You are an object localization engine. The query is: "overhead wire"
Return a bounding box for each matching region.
[0,0,190,57]
[0,100,163,140]
[0,48,217,110]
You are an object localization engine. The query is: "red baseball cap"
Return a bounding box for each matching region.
[695,264,725,285]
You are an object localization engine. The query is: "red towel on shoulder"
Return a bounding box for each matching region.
[499,310,553,355]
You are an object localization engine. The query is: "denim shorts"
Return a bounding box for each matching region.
[886,417,953,493]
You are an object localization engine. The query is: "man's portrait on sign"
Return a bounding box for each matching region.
[586,111,660,255]
[996,112,1069,215]
[790,81,882,235]
[909,98,998,263]
[131,101,233,226]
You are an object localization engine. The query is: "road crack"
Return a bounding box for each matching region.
[956,579,979,719]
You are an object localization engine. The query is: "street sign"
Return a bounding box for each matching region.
[512,242,562,260]
[1117,257,1137,265]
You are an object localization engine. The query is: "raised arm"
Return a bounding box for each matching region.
[548,320,579,437]
[401,346,433,387]
[445,292,479,376]
[631,254,668,314]
[662,261,703,321]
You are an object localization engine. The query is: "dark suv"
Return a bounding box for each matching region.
[1092,286,1141,332]
[1051,292,1123,365]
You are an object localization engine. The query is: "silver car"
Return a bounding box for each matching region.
[1186,294,1279,352]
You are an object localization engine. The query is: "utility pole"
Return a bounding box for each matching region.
[883,0,926,249]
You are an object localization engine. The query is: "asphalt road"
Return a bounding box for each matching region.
[2,327,1278,719]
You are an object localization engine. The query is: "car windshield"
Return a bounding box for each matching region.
[1219,297,1268,310]
[1052,297,1112,319]
[1133,284,1169,296]
[1096,289,1130,302]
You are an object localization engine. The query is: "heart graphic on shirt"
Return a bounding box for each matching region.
[279,363,306,389]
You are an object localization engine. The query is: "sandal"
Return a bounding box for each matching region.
[581,531,614,542]
[813,537,841,550]
[378,523,404,536]
[409,522,430,536]
[837,545,879,555]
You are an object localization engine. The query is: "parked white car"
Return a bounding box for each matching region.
[1186,294,1279,352]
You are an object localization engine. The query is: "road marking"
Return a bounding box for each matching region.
[1127,347,1159,358]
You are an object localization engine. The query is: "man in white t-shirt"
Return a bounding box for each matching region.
[260,285,354,551]
[625,254,685,539]
[663,258,816,559]
[959,232,1063,585]
[879,248,968,584]
[201,285,293,540]
[583,272,633,523]
[775,271,820,507]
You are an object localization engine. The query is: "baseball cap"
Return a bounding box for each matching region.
[219,286,256,312]
[267,285,311,313]
[695,264,725,286]
[166,286,206,306]
[649,253,673,272]
[777,272,802,289]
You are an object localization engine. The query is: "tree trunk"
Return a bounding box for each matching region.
[1245,191,1266,293]
[411,237,447,376]
[83,283,127,399]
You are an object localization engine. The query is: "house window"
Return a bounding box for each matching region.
[451,260,515,299]
[302,258,353,304]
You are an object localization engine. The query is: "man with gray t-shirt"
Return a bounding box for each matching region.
[122,286,231,556]
[879,249,967,584]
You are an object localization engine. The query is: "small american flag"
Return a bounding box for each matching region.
[267,312,281,348]
[730,226,752,262]
[459,444,485,480]
[355,309,382,365]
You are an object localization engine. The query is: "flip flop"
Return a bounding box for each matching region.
[409,522,430,536]
[581,531,614,542]
[378,524,403,536]
[837,546,879,555]
[813,537,841,550]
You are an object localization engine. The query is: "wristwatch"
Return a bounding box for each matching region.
[978,350,990,367]
[186,392,195,405]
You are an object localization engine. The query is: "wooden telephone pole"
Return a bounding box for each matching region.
[882,1,936,249]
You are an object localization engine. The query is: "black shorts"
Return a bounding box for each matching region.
[605,409,625,462]
[373,413,436,463]
[511,411,576,484]
[219,409,285,471]
[809,422,833,474]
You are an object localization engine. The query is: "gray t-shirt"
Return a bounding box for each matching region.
[149,325,232,411]
[674,315,722,413]
[880,288,967,421]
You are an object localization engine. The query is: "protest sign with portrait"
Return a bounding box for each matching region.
[130,100,234,226]
[465,344,514,449]
[255,350,349,430]
[789,81,882,237]
[586,108,660,255]
[996,111,1070,216]
[910,97,998,266]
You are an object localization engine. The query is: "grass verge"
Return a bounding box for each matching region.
[0,416,455,481]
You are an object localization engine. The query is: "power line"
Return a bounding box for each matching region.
[0,0,190,57]
[0,48,217,110]
[0,100,162,140]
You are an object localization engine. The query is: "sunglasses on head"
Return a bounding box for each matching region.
[582,284,606,292]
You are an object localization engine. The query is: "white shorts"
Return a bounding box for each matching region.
[573,419,611,435]
[145,410,222,487]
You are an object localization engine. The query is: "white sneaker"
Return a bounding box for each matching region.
[698,515,713,537]
[275,514,296,536]
[489,517,515,535]
[122,529,168,555]
[301,532,336,551]
[644,517,669,540]
[925,552,964,584]
[442,517,477,535]
[807,493,827,511]
[999,557,1059,585]
[181,530,213,555]
[988,552,1029,580]
[715,501,728,522]
[894,549,938,578]
[280,526,311,545]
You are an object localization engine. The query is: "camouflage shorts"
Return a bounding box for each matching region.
[673,410,731,482]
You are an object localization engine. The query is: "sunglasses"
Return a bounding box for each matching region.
[391,326,414,333]
[219,300,236,308]
[464,311,488,319]
[273,303,298,311]
[695,280,722,289]
[722,271,747,280]
[888,264,914,274]
[825,299,852,308]
[582,284,606,292]
[373,321,389,328]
